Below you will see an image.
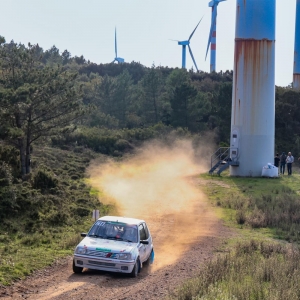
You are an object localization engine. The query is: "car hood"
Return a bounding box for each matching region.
[78,237,137,253]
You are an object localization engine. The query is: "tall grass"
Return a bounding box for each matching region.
[167,240,300,300]
[212,180,300,242]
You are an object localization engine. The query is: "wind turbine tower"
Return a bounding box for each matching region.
[293,0,300,89]
[206,0,226,72]
[172,18,203,72]
[229,0,276,177]
[112,28,124,63]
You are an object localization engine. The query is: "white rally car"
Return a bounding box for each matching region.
[73,216,154,277]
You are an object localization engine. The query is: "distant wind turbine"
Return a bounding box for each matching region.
[112,27,124,63]
[205,0,226,72]
[171,17,203,72]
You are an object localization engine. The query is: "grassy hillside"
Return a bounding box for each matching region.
[0,145,114,285]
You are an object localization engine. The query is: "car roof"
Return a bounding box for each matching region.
[98,216,145,225]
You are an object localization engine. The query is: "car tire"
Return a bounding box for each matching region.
[73,259,83,274]
[130,258,140,278]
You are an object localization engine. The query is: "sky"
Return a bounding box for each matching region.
[0,0,296,87]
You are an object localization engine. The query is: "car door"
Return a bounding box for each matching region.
[142,222,152,259]
[138,223,147,262]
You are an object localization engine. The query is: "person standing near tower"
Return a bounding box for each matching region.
[280,152,287,174]
[286,152,294,175]
[274,153,280,168]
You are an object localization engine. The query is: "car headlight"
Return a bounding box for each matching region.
[75,246,87,254]
[114,253,132,260]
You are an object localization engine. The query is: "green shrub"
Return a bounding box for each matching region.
[0,145,20,179]
[236,209,246,225]
[72,206,90,217]
[0,235,10,243]
[20,234,41,246]
[32,169,58,192]
[45,210,69,226]
[114,139,133,151]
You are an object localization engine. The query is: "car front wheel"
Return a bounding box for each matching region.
[73,259,83,274]
[130,258,140,278]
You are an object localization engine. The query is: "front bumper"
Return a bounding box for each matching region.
[73,254,136,273]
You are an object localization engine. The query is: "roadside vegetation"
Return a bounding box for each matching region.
[167,171,300,300]
[204,172,300,242]
[0,145,109,285]
[167,239,300,300]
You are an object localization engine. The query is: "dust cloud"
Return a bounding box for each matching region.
[87,139,217,270]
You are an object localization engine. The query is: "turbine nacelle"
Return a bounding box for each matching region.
[114,57,124,63]
[209,0,226,7]
[178,41,190,46]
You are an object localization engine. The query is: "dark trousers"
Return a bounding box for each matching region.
[280,163,286,174]
[287,163,292,175]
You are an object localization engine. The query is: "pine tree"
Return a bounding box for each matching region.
[0,42,86,177]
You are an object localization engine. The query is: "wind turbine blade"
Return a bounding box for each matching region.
[169,39,180,42]
[188,16,204,41]
[205,8,217,60]
[188,45,198,72]
[115,27,117,57]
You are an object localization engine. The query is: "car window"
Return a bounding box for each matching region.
[122,227,137,242]
[143,223,150,239]
[139,224,146,240]
[88,221,138,242]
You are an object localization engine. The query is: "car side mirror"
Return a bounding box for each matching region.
[140,240,149,245]
[81,233,87,237]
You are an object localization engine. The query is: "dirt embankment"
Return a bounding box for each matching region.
[0,140,236,300]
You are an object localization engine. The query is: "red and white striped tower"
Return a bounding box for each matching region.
[293,0,300,89]
[206,0,226,72]
[210,6,217,72]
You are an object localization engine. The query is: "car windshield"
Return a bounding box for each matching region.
[88,221,138,243]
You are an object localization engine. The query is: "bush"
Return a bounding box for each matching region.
[236,209,246,225]
[32,169,58,192]
[0,145,20,179]
[45,210,69,226]
[72,206,91,217]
